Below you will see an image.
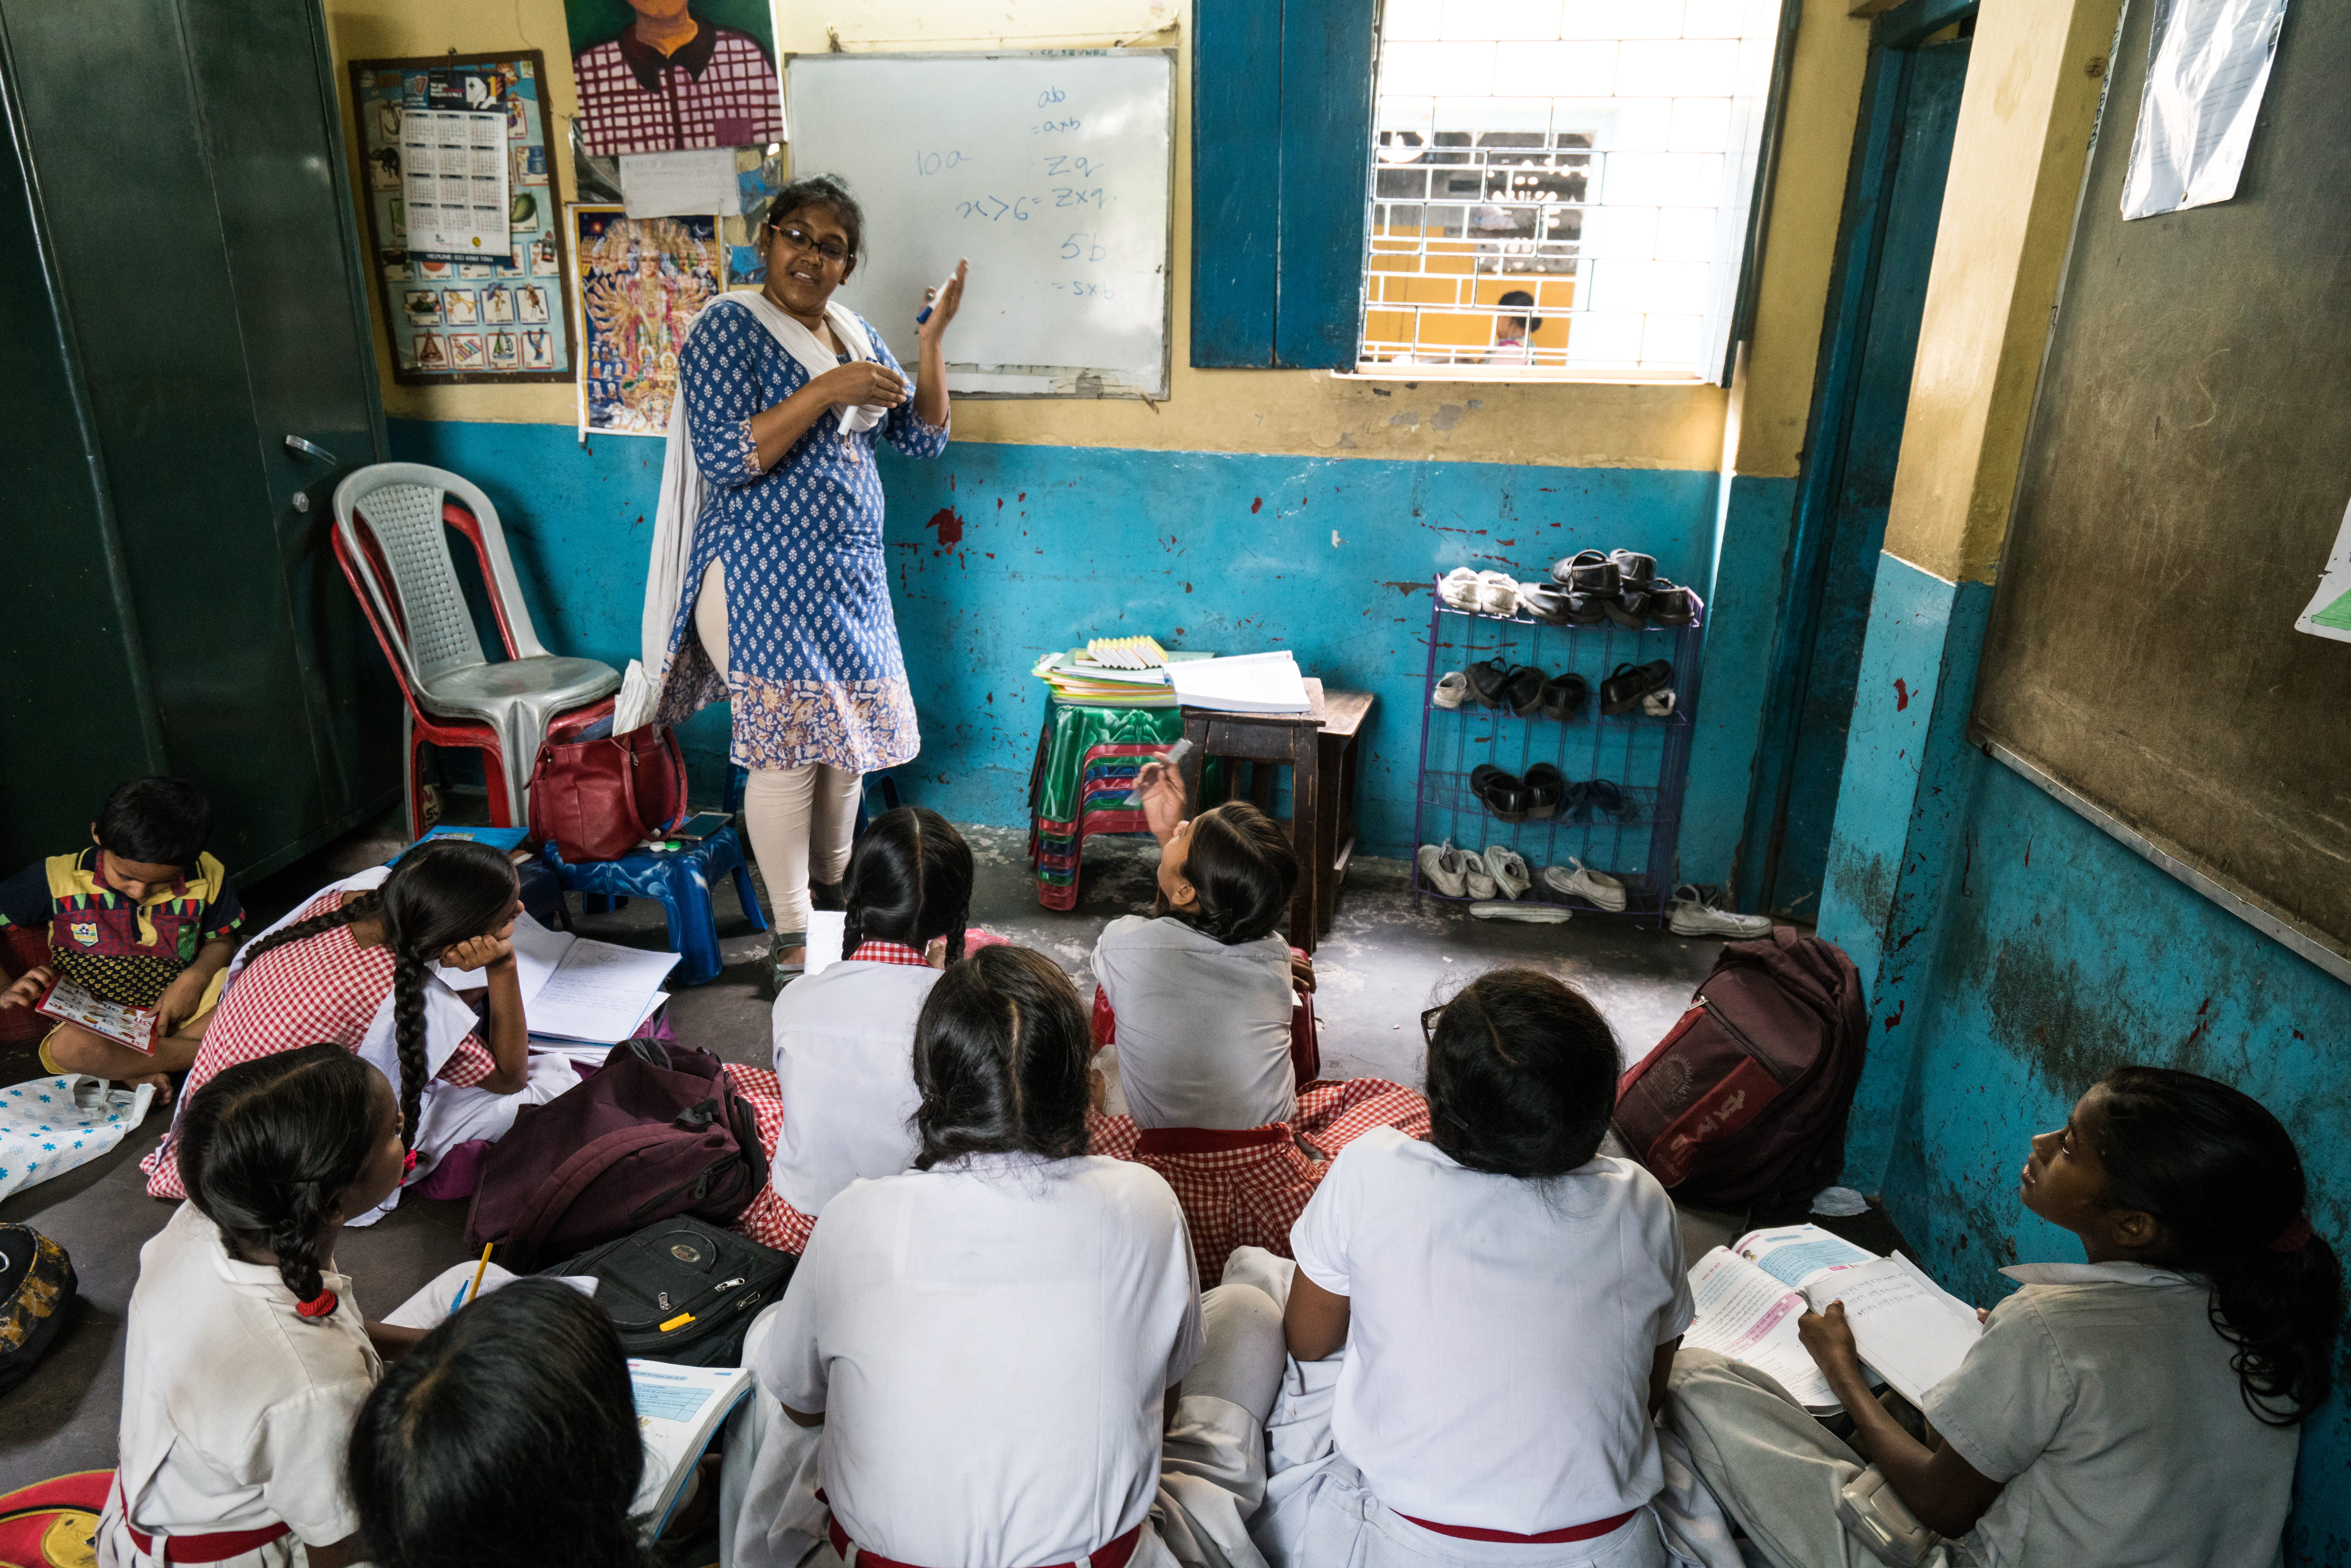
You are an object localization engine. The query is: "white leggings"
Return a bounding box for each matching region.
[696,561,863,934]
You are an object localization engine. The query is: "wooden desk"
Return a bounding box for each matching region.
[1175,679,1374,953]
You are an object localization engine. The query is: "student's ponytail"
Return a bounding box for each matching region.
[372,839,522,1146]
[841,806,974,963]
[234,890,382,970]
[175,1044,382,1323]
[2095,1065,2345,1424]
[386,947,431,1149]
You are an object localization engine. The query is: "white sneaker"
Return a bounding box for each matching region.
[1465,861,1499,899]
[1432,671,1469,710]
[1470,901,1571,923]
[1417,841,1470,897]
[1438,568,1483,612]
[1481,845,1531,900]
[1542,858,1627,911]
[1641,688,1677,718]
[1668,884,1774,938]
[1474,571,1521,616]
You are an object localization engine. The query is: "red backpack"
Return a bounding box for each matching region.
[1612,928,1867,1211]
[465,1038,767,1271]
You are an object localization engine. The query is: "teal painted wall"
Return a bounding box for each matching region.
[1823,550,2351,1561]
[390,419,1770,879]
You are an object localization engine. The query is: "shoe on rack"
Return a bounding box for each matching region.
[1641,688,1677,718]
[1542,858,1627,911]
[1417,841,1471,896]
[1470,763,1529,823]
[1517,582,1572,625]
[1522,762,1567,819]
[1465,659,1513,708]
[1607,549,1657,590]
[1600,659,1674,715]
[1646,579,1696,626]
[1481,845,1532,900]
[1503,664,1547,717]
[1552,549,1620,595]
[1439,567,1483,612]
[1540,671,1589,720]
[1602,590,1650,631]
[1474,571,1521,616]
[1432,671,1470,710]
[1668,884,1775,938]
[1466,859,1500,899]
[1471,901,1572,923]
[1563,590,1610,626]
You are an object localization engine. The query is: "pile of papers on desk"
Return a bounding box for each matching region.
[1032,646,1216,707]
[1167,650,1311,714]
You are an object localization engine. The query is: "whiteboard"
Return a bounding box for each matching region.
[782,51,1173,398]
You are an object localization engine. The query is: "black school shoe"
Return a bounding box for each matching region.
[1540,671,1589,719]
[1600,659,1674,715]
[1607,549,1657,591]
[1470,764,1529,822]
[1550,549,1620,595]
[1647,579,1696,626]
[1503,665,1547,717]
[1602,589,1650,631]
[1523,763,1567,819]
[1465,659,1513,708]
[1517,583,1572,625]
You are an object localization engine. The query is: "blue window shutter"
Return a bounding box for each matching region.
[1273,0,1374,369]
[1190,0,1281,367]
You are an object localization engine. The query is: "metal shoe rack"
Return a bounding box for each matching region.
[1409,575,1703,925]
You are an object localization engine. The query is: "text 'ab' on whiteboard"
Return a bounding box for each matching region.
[782,51,1173,398]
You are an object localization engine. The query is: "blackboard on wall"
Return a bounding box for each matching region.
[1971,0,2351,971]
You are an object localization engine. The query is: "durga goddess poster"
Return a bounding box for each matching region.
[572,207,721,436]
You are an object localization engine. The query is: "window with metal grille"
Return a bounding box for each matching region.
[1360,0,1788,382]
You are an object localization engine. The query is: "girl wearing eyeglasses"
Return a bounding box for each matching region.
[645,173,967,988]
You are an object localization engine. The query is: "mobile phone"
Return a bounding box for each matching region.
[671,812,735,841]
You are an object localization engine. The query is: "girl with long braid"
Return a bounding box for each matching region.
[141,839,572,1213]
[727,805,974,1257]
[104,1047,520,1568]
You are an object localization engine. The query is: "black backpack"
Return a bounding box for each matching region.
[0,1223,76,1396]
[544,1215,793,1367]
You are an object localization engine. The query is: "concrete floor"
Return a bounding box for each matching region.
[0,823,1799,1492]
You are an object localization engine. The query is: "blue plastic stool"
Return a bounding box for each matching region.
[541,827,767,985]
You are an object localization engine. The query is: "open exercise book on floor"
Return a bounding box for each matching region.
[1683,1224,1982,1413]
[497,914,678,1052]
[628,1360,753,1538]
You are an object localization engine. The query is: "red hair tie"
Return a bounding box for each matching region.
[295,1289,340,1319]
[402,1149,420,1178]
[2269,1215,2314,1254]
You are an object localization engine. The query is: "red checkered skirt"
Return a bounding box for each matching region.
[720,1063,817,1256]
[1088,1078,1430,1280]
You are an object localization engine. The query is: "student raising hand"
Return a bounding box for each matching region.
[1135,756,1189,846]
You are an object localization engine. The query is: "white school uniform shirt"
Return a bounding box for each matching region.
[1289,1127,1693,1535]
[1093,915,1295,1130]
[768,959,938,1215]
[1926,1261,2299,1568]
[754,1153,1206,1568]
[105,1203,377,1564]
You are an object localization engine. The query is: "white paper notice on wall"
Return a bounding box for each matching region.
[402,109,509,257]
[2119,0,2290,220]
[620,150,740,220]
[2293,492,2351,644]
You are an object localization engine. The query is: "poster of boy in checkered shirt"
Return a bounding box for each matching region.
[569,0,784,157]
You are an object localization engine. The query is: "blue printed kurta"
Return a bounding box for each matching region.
[655,298,949,772]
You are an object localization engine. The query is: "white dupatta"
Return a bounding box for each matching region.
[617,294,890,733]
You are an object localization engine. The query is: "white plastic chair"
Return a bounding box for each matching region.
[331,463,621,835]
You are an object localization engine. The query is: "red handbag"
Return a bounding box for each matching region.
[528,726,689,862]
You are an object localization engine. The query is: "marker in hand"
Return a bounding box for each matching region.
[915,261,967,325]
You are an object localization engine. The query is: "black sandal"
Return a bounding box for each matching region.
[1540,671,1589,720]
[1600,659,1674,715]
[1465,658,1513,708]
[1503,665,1547,717]
[1523,763,1567,819]
[1470,763,1529,822]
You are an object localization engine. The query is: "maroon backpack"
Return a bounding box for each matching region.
[465,1038,768,1271]
[1612,928,1867,1211]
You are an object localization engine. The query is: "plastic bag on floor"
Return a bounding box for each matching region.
[0,1074,156,1203]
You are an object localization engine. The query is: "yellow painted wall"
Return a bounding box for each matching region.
[1880,0,2122,582]
[322,0,1874,478]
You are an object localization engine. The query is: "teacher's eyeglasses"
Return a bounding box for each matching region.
[770,223,850,264]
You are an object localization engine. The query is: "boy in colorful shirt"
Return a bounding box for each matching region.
[0,778,244,1097]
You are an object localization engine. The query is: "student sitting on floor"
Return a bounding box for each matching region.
[719,944,1290,1568]
[102,1046,518,1568]
[1245,969,1692,1568]
[727,805,975,1256]
[348,1278,657,1568]
[1086,759,1430,1280]
[1096,762,1307,1130]
[0,777,245,1098]
[141,838,572,1213]
[1670,1064,2345,1568]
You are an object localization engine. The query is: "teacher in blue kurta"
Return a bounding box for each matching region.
[649,173,967,984]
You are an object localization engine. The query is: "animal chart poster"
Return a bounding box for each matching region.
[571,205,722,437]
[349,52,575,384]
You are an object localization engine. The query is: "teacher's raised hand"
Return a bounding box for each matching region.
[917,257,970,348]
[912,258,966,432]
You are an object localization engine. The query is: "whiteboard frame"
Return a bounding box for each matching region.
[780,48,1176,401]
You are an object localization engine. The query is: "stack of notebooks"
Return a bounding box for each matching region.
[501,914,681,1067]
[1033,647,1216,708]
[1032,643,1312,716]
[1683,1223,1983,1412]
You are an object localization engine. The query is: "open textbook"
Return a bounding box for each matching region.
[1683,1224,1982,1412]
[498,914,677,1049]
[628,1359,753,1537]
